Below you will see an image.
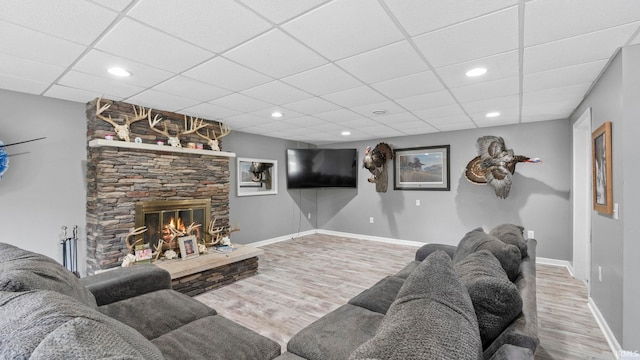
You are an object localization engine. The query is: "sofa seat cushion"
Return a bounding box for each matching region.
[287,304,384,360]
[455,250,523,348]
[348,276,404,314]
[99,288,217,339]
[489,224,527,258]
[394,260,419,279]
[453,228,522,281]
[350,251,482,360]
[0,242,97,309]
[152,315,281,360]
[0,290,163,360]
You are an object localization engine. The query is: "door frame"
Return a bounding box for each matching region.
[572,107,592,286]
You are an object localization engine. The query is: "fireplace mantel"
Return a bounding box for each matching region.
[89,139,236,158]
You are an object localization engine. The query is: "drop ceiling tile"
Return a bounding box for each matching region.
[89,0,133,12]
[282,97,341,115]
[58,70,144,98]
[309,122,351,133]
[249,107,305,120]
[281,63,362,95]
[371,71,443,100]
[0,1,117,45]
[282,0,404,60]
[436,120,477,132]
[383,0,518,36]
[182,102,241,120]
[126,89,201,112]
[340,117,386,129]
[315,109,364,122]
[130,0,272,53]
[0,73,49,95]
[523,60,606,93]
[470,107,519,123]
[351,101,406,117]
[524,0,640,47]
[363,125,405,138]
[238,0,330,24]
[152,76,232,102]
[387,120,436,132]
[450,77,519,103]
[395,90,457,111]
[521,99,579,122]
[44,85,110,103]
[435,51,519,89]
[209,93,273,112]
[72,50,174,87]
[224,113,269,129]
[321,86,388,108]
[282,116,326,127]
[241,80,313,105]
[184,57,272,92]
[413,104,467,120]
[0,21,86,67]
[524,22,639,74]
[95,18,214,73]
[0,53,65,84]
[413,6,518,68]
[632,31,640,45]
[225,29,328,78]
[475,116,519,128]
[523,83,591,107]
[460,94,519,115]
[336,41,428,83]
[373,112,421,125]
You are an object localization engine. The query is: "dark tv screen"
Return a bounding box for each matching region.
[286,148,358,189]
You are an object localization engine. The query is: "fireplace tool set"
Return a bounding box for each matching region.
[60,225,80,278]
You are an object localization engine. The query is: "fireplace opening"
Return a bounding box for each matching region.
[135,199,211,251]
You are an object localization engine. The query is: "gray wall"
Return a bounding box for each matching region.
[318,119,572,260]
[572,44,640,350]
[0,89,87,275]
[225,131,316,244]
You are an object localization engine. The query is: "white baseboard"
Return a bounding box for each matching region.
[316,229,425,247]
[250,230,316,248]
[536,257,575,277]
[588,297,622,359]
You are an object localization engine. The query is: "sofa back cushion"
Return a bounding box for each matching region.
[489,224,527,258]
[453,228,522,281]
[455,250,523,348]
[0,290,164,360]
[350,251,482,360]
[0,242,97,309]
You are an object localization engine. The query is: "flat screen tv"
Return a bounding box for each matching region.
[286,148,358,189]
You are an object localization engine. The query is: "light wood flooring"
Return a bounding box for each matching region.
[195,234,613,359]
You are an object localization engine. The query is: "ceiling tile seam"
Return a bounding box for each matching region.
[233,0,333,27]
[376,0,477,130]
[517,0,525,124]
[523,20,640,50]
[623,23,640,47]
[39,0,142,97]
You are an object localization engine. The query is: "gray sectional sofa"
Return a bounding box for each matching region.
[0,242,281,360]
[278,224,539,360]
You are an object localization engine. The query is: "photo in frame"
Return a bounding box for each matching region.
[178,235,199,260]
[394,145,450,191]
[237,157,278,196]
[592,121,613,214]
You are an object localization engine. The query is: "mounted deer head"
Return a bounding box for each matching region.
[96,97,149,142]
[196,123,231,151]
[149,114,208,147]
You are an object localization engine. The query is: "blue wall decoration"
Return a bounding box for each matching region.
[0,141,8,181]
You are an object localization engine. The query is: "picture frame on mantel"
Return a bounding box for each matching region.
[592,121,613,214]
[237,157,278,197]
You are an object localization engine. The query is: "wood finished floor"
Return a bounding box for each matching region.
[195,234,613,359]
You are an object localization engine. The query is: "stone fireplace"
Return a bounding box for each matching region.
[85,98,233,275]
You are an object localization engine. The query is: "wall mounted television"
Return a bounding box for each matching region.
[286,148,358,189]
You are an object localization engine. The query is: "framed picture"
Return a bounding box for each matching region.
[592,121,613,214]
[394,145,450,191]
[237,157,278,196]
[178,235,199,260]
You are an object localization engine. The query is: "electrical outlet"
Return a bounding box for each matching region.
[527,230,535,239]
[613,203,619,220]
[369,217,374,224]
[598,266,603,282]
[307,212,311,219]
[415,199,420,206]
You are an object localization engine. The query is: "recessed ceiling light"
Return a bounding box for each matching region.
[372,110,387,115]
[341,131,351,136]
[465,67,487,77]
[108,67,131,77]
[271,111,284,118]
[486,112,501,118]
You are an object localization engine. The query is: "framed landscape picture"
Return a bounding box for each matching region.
[394,145,450,191]
[592,121,613,214]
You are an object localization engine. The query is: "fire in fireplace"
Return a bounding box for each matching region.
[135,199,211,251]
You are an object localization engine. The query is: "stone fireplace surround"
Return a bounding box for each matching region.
[85,98,233,275]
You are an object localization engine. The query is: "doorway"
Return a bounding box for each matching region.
[572,108,592,286]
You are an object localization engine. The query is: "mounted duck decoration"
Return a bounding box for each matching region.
[465,136,541,199]
[363,142,393,192]
[0,140,8,181]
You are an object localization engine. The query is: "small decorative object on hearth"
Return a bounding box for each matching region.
[121,253,136,267]
[196,122,231,151]
[164,249,177,260]
[465,136,541,199]
[96,97,150,142]
[149,113,209,148]
[363,142,393,192]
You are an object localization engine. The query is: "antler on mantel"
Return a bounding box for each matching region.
[96,97,150,142]
[148,113,210,148]
[196,122,231,151]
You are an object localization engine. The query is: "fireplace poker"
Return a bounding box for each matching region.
[71,225,79,277]
[60,226,68,271]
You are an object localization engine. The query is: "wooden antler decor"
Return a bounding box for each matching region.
[149,113,209,148]
[96,97,150,142]
[125,226,147,254]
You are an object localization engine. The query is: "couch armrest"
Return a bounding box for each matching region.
[80,265,172,306]
[415,244,456,262]
[489,344,534,360]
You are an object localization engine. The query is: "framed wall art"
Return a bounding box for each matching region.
[237,157,278,196]
[394,145,450,191]
[178,235,199,260]
[592,121,613,214]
